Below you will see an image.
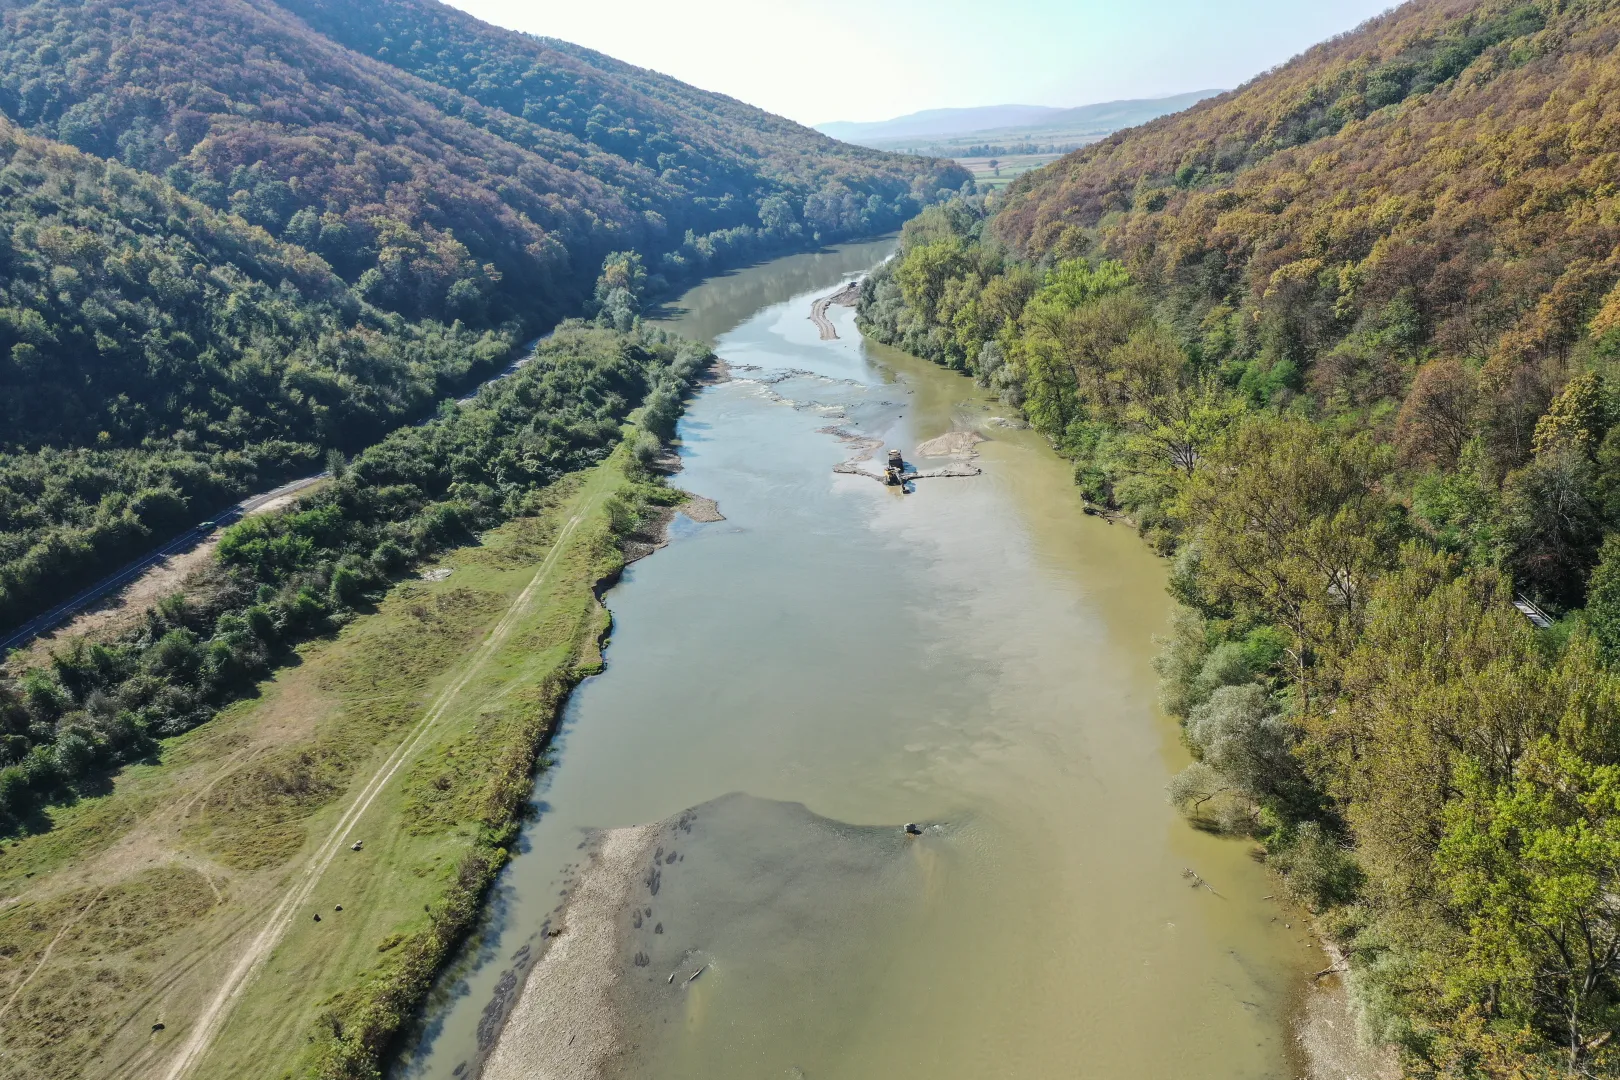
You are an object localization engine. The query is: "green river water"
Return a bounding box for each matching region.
[400,237,1319,1079]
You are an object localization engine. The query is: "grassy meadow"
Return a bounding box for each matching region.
[0,457,645,1080]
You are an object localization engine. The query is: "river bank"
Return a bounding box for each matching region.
[484,795,938,1080]
[481,823,658,1080]
[400,236,1322,1080]
[0,435,710,1080]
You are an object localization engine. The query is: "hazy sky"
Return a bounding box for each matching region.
[441,0,1395,125]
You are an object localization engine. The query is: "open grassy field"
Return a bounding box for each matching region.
[0,457,640,1079]
[956,153,1064,189]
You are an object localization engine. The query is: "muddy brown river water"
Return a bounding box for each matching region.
[399,237,1320,1079]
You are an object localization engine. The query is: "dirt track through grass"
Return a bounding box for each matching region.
[0,460,631,1080]
[0,887,103,1023]
[162,483,607,1080]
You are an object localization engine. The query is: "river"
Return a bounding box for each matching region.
[399,236,1318,1079]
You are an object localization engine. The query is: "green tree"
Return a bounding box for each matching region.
[895,238,972,325]
[594,250,647,307]
[1501,448,1603,607]
[1438,742,1620,1073]
[1533,373,1610,459]
[1587,536,1620,664]
[1317,548,1541,901]
[1177,415,1401,694]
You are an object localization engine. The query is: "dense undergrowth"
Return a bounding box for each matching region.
[0,322,711,837]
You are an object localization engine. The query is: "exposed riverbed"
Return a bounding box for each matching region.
[399,238,1320,1079]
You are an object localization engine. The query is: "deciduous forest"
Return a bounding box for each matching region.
[0,0,967,631]
[859,0,1620,1073]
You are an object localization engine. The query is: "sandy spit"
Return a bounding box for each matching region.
[914,430,985,458]
[808,281,861,341]
[1296,972,1400,1080]
[482,824,659,1080]
[677,497,725,523]
[622,491,724,563]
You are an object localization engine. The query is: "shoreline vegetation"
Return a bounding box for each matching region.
[0,0,967,1066]
[0,307,721,1078]
[853,2,1620,1059]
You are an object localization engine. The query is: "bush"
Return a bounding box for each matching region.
[1186,684,1294,801]
[1155,607,1211,717]
[1269,823,1363,909]
[1587,534,1620,662]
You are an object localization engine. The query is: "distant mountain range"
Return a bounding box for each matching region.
[817,105,1070,142]
[817,91,1225,150]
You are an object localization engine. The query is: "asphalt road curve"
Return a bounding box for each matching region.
[0,474,328,656]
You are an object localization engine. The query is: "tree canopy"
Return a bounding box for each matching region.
[0,0,969,632]
[0,0,969,327]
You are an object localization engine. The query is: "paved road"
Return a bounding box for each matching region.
[0,474,329,655]
[1,339,544,656]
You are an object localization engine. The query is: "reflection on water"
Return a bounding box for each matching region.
[400,237,1315,1079]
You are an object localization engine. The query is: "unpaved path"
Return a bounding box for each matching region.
[0,887,105,1023]
[808,281,860,340]
[160,482,608,1080]
[5,331,552,660]
[0,475,328,658]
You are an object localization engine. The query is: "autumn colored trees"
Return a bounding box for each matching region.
[0,0,967,331]
[0,0,968,634]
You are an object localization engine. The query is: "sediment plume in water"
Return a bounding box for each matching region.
[481,794,942,1080]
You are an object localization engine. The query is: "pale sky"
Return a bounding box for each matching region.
[441,0,1396,125]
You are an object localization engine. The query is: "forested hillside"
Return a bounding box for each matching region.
[0,0,966,633]
[0,0,966,327]
[0,322,704,827]
[0,120,517,629]
[858,0,1620,1074]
